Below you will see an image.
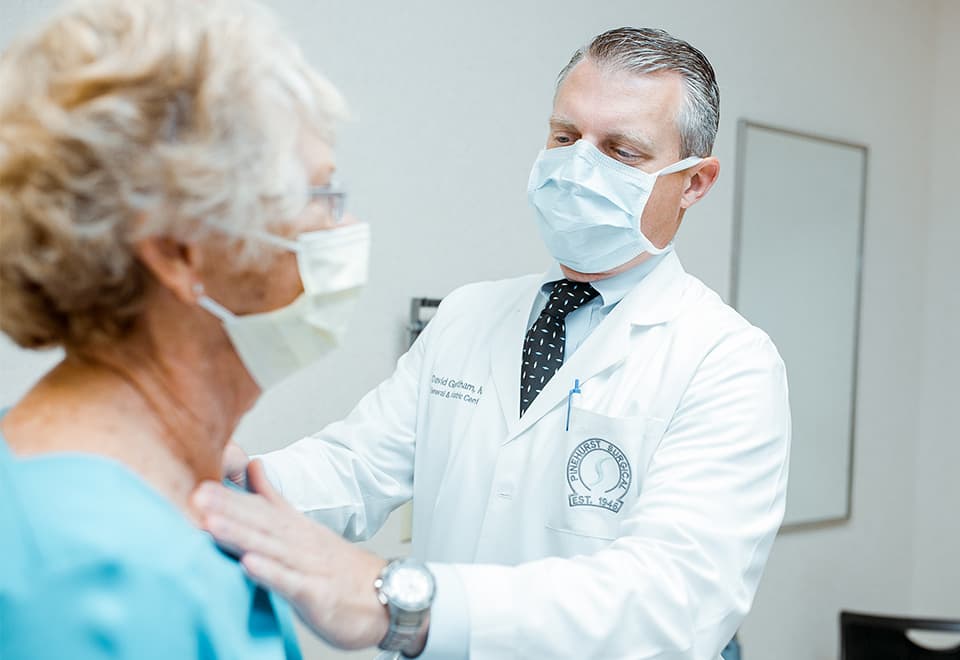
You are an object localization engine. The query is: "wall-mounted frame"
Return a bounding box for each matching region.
[731,120,868,531]
[408,297,443,348]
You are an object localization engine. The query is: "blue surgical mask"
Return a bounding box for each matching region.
[527,140,702,273]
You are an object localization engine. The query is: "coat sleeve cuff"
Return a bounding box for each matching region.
[416,563,470,660]
[250,453,284,496]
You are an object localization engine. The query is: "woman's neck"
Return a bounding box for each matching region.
[2,331,258,518]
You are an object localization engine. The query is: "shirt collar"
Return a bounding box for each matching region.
[539,251,669,309]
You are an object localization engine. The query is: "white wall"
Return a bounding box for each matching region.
[1,1,955,659]
[910,0,960,621]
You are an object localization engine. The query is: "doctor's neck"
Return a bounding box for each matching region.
[561,251,653,283]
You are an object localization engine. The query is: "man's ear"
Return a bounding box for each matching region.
[679,157,720,210]
[133,235,203,305]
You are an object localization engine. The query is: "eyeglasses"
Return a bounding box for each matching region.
[309,184,347,226]
[218,182,349,252]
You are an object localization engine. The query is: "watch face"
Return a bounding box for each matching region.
[384,564,434,610]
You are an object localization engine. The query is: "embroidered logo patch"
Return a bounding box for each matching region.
[567,438,632,513]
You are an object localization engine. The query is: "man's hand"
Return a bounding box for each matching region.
[222,442,250,488]
[191,460,391,650]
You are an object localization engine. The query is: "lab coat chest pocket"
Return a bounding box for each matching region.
[546,407,661,543]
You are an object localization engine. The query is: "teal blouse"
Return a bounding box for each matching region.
[0,415,302,660]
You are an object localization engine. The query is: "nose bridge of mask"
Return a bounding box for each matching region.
[544,140,702,194]
[569,141,658,213]
[573,138,703,181]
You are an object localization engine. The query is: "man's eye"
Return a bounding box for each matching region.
[614,148,638,159]
[554,135,573,144]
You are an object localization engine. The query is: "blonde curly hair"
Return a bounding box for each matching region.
[0,0,345,350]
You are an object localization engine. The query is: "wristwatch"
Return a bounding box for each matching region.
[375,558,436,654]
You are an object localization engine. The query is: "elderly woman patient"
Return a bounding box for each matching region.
[0,0,367,657]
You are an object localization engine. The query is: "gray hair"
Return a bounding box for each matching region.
[0,0,345,349]
[557,27,720,158]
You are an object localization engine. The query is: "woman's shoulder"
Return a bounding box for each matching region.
[2,552,295,660]
[1,453,298,659]
[11,453,253,587]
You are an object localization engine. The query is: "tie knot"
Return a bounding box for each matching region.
[542,279,599,320]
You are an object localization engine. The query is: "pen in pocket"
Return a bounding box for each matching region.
[565,378,581,432]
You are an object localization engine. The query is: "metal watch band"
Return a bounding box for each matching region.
[378,614,422,652]
[378,601,425,651]
[375,559,434,654]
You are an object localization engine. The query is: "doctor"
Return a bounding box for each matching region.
[194,26,790,660]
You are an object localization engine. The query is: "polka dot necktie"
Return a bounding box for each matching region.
[520,279,599,416]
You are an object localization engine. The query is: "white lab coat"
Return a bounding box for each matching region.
[261,251,791,660]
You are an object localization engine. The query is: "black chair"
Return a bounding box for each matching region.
[841,611,960,659]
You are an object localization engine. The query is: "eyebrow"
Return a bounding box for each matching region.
[548,115,656,154]
[548,116,580,133]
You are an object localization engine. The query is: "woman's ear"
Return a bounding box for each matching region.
[679,157,720,210]
[133,235,204,305]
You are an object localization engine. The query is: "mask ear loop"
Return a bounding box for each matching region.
[202,221,302,254]
[193,283,238,321]
[243,229,300,253]
[643,157,704,256]
[656,156,704,177]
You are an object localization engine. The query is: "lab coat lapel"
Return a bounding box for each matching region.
[509,299,632,440]
[507,251,690,441]
[489,280,543,436]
